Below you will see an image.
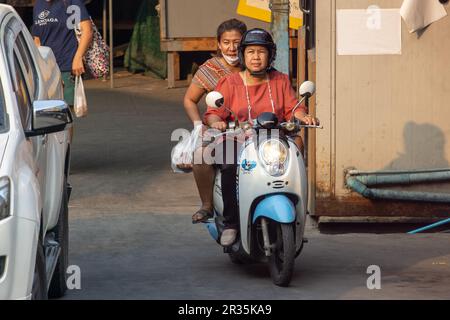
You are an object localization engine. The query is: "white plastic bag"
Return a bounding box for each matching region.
[171,124,203,173]
[74,76,88,118]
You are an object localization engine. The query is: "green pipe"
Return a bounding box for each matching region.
[346,177,450,203]
[270,0,290,75]
[348,168,450,175]
[408,218,450,234]
[354,171,450,187]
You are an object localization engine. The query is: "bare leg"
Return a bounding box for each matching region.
[191,146,215,222]
[192,163,215,212]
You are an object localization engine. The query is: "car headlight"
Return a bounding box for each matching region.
[259,139,288,176]
[0,177,10,221]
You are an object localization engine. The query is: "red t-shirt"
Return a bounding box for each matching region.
[204,70,307,124]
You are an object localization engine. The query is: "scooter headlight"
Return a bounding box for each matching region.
[259,139,288,176]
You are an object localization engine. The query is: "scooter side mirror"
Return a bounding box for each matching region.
[299,81,315,98]
[289,81,316,123]
[205,91,224,109]
[205,91,239,128]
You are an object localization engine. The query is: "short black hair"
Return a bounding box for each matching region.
[217,19,247,41]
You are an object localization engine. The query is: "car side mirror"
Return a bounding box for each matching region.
[299,81,316,98]
[25,100,73,137]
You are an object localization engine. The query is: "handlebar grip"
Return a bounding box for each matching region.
[285,122,297,131]
[302,124,323,129]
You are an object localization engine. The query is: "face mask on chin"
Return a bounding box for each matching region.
[222,53,240,66]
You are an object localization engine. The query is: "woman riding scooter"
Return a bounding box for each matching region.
[201,28,319,246]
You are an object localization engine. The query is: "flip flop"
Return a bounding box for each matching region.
[192,209,213,224]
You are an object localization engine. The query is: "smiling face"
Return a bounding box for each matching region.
[217,30,242,58]
[243,45,269,73]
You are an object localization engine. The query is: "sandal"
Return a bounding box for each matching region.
[192,209,213,224]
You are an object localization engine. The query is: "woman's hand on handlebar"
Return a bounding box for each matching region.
[296,113,320,126]
[210,121,227,131]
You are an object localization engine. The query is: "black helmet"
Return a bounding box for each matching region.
[238,28,277,74]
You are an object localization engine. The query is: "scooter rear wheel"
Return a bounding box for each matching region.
[268,223,295,287]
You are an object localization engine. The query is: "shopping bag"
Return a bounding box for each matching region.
[171,124,203,173]
[74,76,88,118]
[75,18,110,79]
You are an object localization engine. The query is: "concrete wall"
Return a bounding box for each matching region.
[315,0,450,218]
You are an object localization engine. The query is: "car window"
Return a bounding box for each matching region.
[13,52,32,130]
[4,20,38,133]
[14,32,38,100]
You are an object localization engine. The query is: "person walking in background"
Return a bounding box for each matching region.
[32,0,92,111]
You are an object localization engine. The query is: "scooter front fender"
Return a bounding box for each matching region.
[252,195,296,224]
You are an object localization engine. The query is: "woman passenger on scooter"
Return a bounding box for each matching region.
[183,19,247,225]
[203,28,319,246]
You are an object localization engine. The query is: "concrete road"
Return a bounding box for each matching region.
[63,73,450,300]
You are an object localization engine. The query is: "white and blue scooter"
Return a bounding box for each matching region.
[203,81,320,286]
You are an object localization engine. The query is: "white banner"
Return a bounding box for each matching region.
[337,8,402,56]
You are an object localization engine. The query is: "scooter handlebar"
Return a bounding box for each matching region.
[209,121,322,140]
[280,121,323,132]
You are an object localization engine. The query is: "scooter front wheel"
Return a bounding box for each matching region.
[268,223,295,287]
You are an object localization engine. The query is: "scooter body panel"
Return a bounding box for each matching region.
[238,137,307,253]
[210,134,308,255]
[205,222,219,241]
[213,170,224,215]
